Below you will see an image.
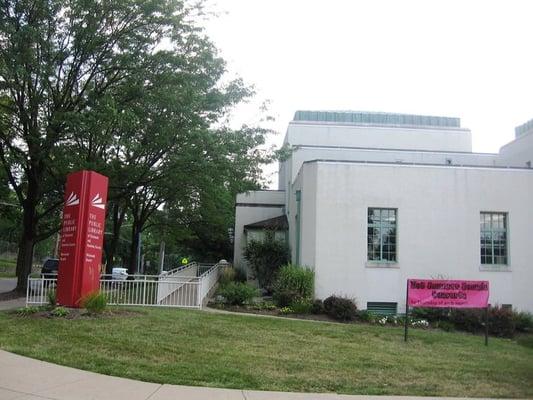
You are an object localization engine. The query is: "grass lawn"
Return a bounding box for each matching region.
[0,259,16,278]
[0,307,532,398]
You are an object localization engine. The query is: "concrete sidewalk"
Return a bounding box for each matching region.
[0,350,499,400]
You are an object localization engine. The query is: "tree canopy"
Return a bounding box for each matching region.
[0,0,277,290]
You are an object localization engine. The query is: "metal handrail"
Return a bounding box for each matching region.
[26,261,221,309]
[99,274,200,281]
[198,264,218,279]
[163,262,197,276]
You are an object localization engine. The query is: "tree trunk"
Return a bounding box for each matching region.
[14,162,43,293]
[15,205,37,293]
[105,203,125,274]
[128,223,141,275]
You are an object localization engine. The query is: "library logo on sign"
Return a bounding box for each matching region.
[65,192,80,206]
[91,193,105,210]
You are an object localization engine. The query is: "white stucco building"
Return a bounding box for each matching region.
[234,111,533,313]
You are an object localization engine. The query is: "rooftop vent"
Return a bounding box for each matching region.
[293,110,461,128]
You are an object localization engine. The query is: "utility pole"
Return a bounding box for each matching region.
[158,206,168,274]
[158,241,165,274]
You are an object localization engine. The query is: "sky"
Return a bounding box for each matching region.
[203,0,533,187]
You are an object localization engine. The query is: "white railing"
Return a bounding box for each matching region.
[27,277,57,305]
[26,262,223,309]
[198,264,221,306]
[157,262,198,304]
[162,262,198,277]
[100,275,200,308]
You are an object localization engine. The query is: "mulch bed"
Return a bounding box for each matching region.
[10,307,142,320]
[208,303,338,323]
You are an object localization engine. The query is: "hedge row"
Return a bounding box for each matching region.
[412,306,533,338]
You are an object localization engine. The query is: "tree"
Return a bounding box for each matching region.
[0,0,254,291]
[148,122,275,265]
[243,233,290,292]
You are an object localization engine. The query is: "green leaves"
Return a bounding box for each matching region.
[1,0,280,283]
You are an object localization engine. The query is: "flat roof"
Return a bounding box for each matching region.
[293,110,461,129]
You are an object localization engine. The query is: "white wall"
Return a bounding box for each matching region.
[236,191,285,205]
[298,164,318,269]
[300,161,533,312]
[245,230,286,243]
[287,173,300,264]
[233,191,285,269]
[285,146,499,185]
[286,122,472,152]
[498,131,533,168]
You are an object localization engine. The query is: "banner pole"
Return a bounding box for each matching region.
[404,280,409,342]
[485,306,489,346]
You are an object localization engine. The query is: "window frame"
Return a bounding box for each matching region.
[480,211,508,266]
[367,207,398,263]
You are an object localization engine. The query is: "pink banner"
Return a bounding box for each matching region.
[407,279,489,308]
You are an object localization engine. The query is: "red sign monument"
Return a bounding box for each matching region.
[57,171,108,307]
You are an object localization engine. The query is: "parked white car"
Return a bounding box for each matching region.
[111,267,128,280]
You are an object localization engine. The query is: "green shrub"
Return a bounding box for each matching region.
[417,306,520,338]
[290,298,313,314]
[219,282,258,306]
[82,292,107,314]
[273,264,314,307]
[243,234,290,292]
[311,299,324,314]
[435,320,455,332]
[514,311,533,333]
[356,309,371,322]
[411,307,449,322]
[272,289,298,308]
[488,306,515,338]
[219,267,236,286]
[47,289,56,307]
[449,309,483,333]
[323,296,357,321]
[50,306,69,317]
[234,267,247,283]
[279,306,293,315]
[15,306,41,316]
[220,267,247,285]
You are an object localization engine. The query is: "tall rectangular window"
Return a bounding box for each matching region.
[368,208,397,261]
[480,212,508,265]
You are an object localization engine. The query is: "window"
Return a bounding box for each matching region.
[368,208,397,261]
[480,212,508,265]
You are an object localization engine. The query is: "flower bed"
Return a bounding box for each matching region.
[208,299,432,328]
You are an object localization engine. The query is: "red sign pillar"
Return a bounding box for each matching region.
[57,171,108,307]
